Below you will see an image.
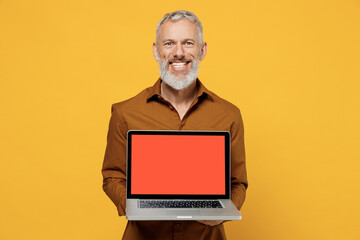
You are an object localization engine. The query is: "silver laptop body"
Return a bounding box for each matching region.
[126,130,242,221]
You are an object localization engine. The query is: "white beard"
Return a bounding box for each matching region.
[159,58,199,90]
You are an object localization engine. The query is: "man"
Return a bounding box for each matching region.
[102,10,248,240]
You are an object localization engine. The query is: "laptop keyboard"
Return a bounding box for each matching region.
[139,200,223,208]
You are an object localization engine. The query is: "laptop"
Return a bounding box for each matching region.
[126,130,242,221]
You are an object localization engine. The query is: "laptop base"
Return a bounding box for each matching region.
[126,199,242,221]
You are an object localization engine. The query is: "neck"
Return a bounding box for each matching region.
[160,80,197,106]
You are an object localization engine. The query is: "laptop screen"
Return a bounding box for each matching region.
[127,131,230,199]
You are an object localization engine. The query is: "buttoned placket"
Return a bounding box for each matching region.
[156,94,201,130]
[173,222,183,240]
[156,96,187,239]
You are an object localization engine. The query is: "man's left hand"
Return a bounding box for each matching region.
[196,220,224,226]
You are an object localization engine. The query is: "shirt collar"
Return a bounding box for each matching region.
[146,78,214,102]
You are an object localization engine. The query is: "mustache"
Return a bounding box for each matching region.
[162,58,193,64]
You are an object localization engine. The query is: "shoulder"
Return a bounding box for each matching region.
[206,90,245,134]
[111,86,152,114]
[206,89,242,117]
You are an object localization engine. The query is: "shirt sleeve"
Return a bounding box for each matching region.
[230,108,248,210]
[102,104,128,216]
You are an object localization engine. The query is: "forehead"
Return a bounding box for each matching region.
[158,20,199,42]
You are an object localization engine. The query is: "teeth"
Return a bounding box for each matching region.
[171,62,186,66]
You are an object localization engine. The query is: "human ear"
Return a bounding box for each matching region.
[153,42,160,62]
[200,41,207,61]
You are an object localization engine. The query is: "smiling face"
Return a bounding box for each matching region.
[153,19,207,90]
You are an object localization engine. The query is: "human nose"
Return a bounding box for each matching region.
[173,43,185,58]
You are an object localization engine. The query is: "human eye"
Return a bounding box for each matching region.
[164,42,172,46]
[185,41,194,46]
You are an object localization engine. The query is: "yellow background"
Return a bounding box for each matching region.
[1,0,359,239]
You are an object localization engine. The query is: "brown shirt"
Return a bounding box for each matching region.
[102,79,248,240]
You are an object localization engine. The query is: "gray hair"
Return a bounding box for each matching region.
[156,10,203,45]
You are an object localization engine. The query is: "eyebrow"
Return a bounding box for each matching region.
[161,38,196,43]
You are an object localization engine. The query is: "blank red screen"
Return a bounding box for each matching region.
[131,135,225,195]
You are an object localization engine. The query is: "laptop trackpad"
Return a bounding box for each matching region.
[166,210,200,216]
